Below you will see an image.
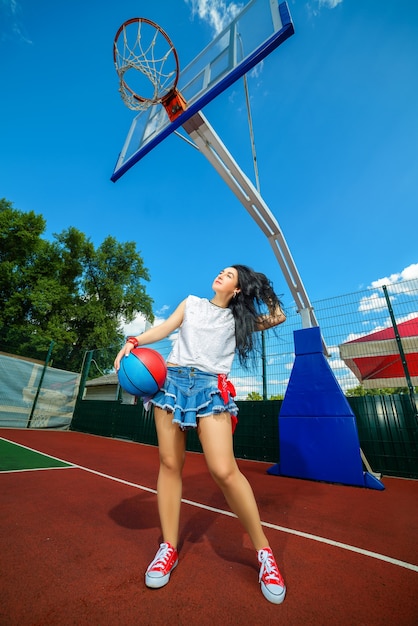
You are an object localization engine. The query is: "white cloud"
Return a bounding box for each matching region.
[318,0,343,8]
[326,344,340,359]
[231,375,260,399]
[355,263,418,316]
[184,0,243,34]
[305,0,343,19]
[156,304,171,317]
[121,313,165,337]
[0,0,32,43]
[371,263,418,288]
[250,60,264,79]
[1,0,18,17]
[370,263,418,297]
[338,370,360,392]
[121,303,173,337]
[402,263,418,281]
[358,293,388,313]
[183,1,268,98]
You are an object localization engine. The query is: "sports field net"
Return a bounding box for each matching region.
[0,354,80,429]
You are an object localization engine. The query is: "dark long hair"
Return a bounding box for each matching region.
[229,264,284,366]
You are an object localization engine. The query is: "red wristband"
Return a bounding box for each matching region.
[127,336,139,348]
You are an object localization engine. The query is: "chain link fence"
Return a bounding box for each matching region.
[1,278,417,423]
[80,277,418,402]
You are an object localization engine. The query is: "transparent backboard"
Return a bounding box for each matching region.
[112,0,294,181]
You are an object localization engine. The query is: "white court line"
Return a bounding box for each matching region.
[77,464,418,574]
[1,466,74,474]
[0,437,75,468]
[2,437,417,574]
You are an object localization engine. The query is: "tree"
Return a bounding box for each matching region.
[345,385,414,396]
[246,392,263,401]
[0,200,154,373]
[0,198,46,331]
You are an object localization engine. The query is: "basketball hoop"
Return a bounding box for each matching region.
[113,17,187,121]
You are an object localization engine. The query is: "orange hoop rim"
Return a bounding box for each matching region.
[113,17,181,106]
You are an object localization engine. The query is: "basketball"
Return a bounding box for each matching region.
[117,347,167,397]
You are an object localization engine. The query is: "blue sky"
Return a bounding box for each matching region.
[1,0,417,337]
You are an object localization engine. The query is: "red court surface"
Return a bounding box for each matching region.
[1,428,417,625]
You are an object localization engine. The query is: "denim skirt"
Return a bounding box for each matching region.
[148,366,238,431]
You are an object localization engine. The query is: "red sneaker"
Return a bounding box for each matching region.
[145,542,178,589]
[257,547,286,604]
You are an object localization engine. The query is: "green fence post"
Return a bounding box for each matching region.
[382,285,418,422]
[26,340,54,428]
[261,330,267,400]
[77,350,94,401]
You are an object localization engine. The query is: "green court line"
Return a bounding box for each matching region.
[0,438,73,471]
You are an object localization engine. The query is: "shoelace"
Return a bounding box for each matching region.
[258,549,284,585]
[148,543,175,571]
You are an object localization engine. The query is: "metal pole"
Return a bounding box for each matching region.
[77,350,94,401]
[261,331,268,400]
[382,285,418,420]
[27,340,54,428]
[182,111,329,355]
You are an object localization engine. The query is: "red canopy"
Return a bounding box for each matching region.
[339,316,418,389]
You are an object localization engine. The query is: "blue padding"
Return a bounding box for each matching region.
[364,472,385,490]
[274,327,384,489]
[293,324,323,355]
[279,416,364,485]
[281,356,354,416]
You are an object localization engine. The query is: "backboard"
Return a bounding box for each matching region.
[111,0,294,182]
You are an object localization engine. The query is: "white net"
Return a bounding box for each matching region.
[114,18,179,112]
[0,354,80,429]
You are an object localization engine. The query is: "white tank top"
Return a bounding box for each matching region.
[168,295,236,374]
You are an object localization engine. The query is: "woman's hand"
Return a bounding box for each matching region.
[114,342,134,371]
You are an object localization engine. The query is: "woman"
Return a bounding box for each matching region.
[114,265,287,604]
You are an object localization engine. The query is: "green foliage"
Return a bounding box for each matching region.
[0,199,154,373]
[244,392,284,401]
[345,384,415,396]
[246,392,263,401]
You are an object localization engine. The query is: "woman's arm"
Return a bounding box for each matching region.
[255,305,286,331]
[114,299,186,370]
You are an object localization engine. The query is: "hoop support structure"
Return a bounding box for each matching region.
[161,88,188,122]
[113,16,187,117]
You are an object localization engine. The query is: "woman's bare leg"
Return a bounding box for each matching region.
[154,408,187,548]
[198,413,269,551]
